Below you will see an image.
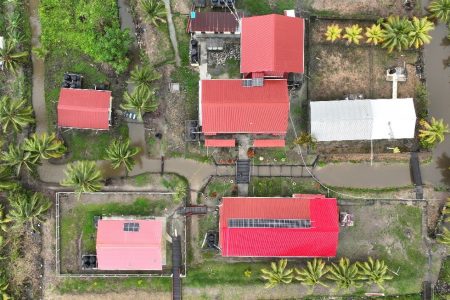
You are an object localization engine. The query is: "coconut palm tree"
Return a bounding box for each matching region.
[0,40,28,73]
[357,257,393,290]
[419,117,449,148]
[60,160,103,198]
[0,144,36,176]
[295,258,329,290]
[409,17,434,49]
[428,0,450,24]
[140,0,167,27]
[0,96,34,133]
[327,258,362,290]
[343,24,363,45]
[8,191,51,231]
[260,259,294,288]
[325,24,342,42]
[381,16,413,52]
[105,138,140,176]
[23,133,66,163]
[129,64,161,90]
[121,86,158,121]
[0,205,11,233]
[365,24,385,45]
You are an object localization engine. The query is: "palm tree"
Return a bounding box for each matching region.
[0,96,34,133]
[60,161,103,198]
[23,132,66,163]
[140,0,167,27]
[121,86,158,121]
[0,144,36,176]
[381,16,413,52]
[325,24,342,42]
[260,259,294,288]
[0,205,11,233]
[129,64,161,90]
[327,258,362,290]
[365,24,385,45]
[295,258,329,290]
[343,24,363,45]
[8,191,51,231]
[428,0,450,24]
[357,257,393,290]
[0,40,28,73]
[419,117,449,148]
[105,139,140,176]
[409,17,434,49]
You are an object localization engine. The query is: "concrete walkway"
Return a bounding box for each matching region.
[163,0,181,67]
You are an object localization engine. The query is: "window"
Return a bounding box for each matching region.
[123,222,140,232]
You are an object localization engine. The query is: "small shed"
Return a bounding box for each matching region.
[310,98,416,142]
[188,12,241,34]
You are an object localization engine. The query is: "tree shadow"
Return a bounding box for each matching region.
[436,152,450,186]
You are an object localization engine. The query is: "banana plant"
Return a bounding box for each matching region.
[327,257,362,290]
[295,258,329,291]
[357,257,393,290]
[261,259,294,288]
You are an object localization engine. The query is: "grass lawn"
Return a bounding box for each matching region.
[60,197,168,273]
[57,277,171,294]
[236,0,296,15]
[168,65,199,119]
[226,58,241,78]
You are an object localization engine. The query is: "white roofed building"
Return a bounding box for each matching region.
[310,98,416,142]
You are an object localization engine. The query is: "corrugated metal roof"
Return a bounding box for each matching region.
[253,139,285,147]
[205,139,236,147]
[188,12,241,33]
[240,14,304,74]
[96,219,163,270]
[310,98,416,141]
[57,88,111,130]
[200,79,289,135]
[219,195,339,257]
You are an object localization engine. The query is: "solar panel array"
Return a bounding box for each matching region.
[228,218,311,228]
[123,222,140,232]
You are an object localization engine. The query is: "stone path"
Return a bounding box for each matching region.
[162,0,181,67]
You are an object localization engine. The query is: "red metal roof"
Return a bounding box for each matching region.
[205,139,236,147]
[219,195,339,257]
[188,12,241,33]
[253,139,285,147]
[57,88,111,130]
[96,219,163,270]
[240,14,304,75]
[200,79,289,135]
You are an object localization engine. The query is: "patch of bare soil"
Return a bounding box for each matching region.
[171,0,191,14]
[426,190,448,234]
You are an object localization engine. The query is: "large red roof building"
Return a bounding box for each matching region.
[240,14,304,76]
[200,79,289,136]
[219,194,339,257]
[96,219,163,270]
[57,88,112,130]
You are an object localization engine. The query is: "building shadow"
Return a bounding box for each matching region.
[436,152,450,186]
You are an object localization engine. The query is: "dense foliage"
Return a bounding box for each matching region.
[39,0,132,73]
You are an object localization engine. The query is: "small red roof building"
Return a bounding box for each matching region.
[188,12,241,34]
[240,14,304,76]
[219,195,339,257]
[57,88,112,130]
[200,79,289,136]
[96,219,163,270]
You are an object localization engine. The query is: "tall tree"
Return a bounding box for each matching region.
[325,24,342,42]
[0,96,34,133]
[327,258,362,290]
[23,133,66,163]
[295,258,329,290]
[409,17,434,49]
[129,64,161,90]
[0,144,35,176]
[419,117,449,148]
[428,0,450,24]
[105,139,140,176]
[382,16,413,52]
[343,24,363,45]
[260,259,294,288]
[365,24,385,45]
[0,40,28,73]
[140,0,167,26]
[121,86,158,121]
[60,161,103,198]
[357,257,393,290]
[8,191,51,231]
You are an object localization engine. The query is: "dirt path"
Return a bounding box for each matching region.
[163,0,181,67]
[29,0,48,133]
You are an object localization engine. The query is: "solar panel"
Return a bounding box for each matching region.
[228,219,311,228]
[123,222,140,232]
